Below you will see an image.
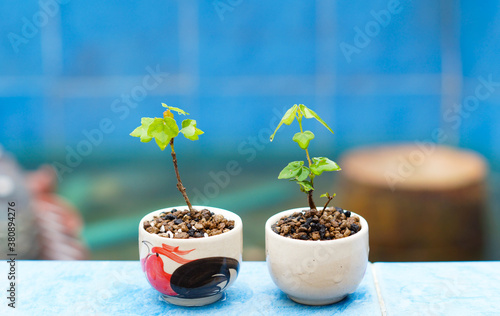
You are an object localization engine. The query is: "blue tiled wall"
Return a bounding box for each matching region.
[459,0,500,165]
[0,0,499,169]
[334,95,442,149]
[335,0,442,74]
[0,2,44,76]
[199,2,317,77]
[60,1,180,76]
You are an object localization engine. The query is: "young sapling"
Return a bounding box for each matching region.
[130,103,203,212]
[270,104,341,211]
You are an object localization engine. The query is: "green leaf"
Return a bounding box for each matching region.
[296,180,313,192]
[162,103,189,116]
[298,104,334,134]
[278,161,304,179]
[310,157,341,176]
[147,117,179,150]
[320,192,336,198]
[130,117,154,143]
[270,104,298,142]
[279,162,310,182]
[180,119,204,141]
[295,166,310,182]
[292,131,315,150]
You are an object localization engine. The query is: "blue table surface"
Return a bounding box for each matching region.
[1,261,499,315]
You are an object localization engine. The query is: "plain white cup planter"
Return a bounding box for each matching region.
[139,205,243,307]
[265,207,369,305]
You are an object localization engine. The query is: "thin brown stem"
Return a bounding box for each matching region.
[322,196,334,212]
[307,190,316,210]
[170,138,193,212]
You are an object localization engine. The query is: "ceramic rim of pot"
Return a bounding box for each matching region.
[265,207,369,244]
[139,205,243,243]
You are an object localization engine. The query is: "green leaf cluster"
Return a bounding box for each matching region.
[162,103,189,116]
[310,157,341,175]
[130,104,203,150]
[270,104,333,142]
[292,131,315,149]
[278,161,313,192]
[277,157,340,193]
[271,104,341,207]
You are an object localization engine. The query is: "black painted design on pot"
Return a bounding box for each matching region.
[170,257,240,298]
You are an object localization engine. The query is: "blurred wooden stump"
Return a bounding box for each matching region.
[336,144,487,261]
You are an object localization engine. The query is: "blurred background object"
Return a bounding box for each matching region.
[0,146,88,260]
[337,144,487,261]
[28,165,88,260]
[0,146,40,259]
[1,0,499,261]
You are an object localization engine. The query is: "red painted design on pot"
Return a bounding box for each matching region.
[143,252,176,296]
[142,241,240,298]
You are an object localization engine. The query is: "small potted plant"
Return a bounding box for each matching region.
[131,103,242,306]
[265,104,369,305]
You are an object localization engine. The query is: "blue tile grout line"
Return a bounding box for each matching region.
[438,0,464,147]
[39,0,63,77]
[0,74,448,97]
[370,263,387,316]
[178,0,199,90]
[315,0,337,95]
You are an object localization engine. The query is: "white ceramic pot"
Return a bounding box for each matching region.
[265,207,369,305]
[139,205,243,306]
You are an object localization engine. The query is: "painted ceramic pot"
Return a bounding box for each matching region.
[139,206,243,306]
[265,207,369,305]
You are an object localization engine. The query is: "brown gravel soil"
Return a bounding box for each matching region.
[271,207,361,241]
[143,208,235,239]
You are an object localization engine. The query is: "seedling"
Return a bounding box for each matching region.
[130,103,203,212]
[270,104,341,210]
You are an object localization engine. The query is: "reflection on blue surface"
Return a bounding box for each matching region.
[0,261,381,315]
[3,261,499,315]
[374,262,500,315]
